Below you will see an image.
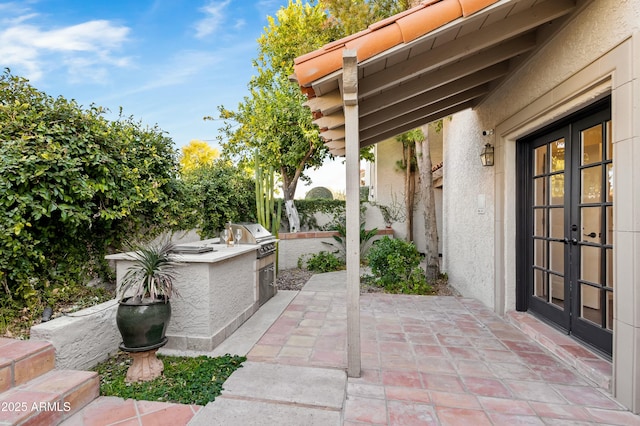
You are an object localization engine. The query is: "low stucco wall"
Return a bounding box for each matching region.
[30,299,120,370]
[278,229,394,270]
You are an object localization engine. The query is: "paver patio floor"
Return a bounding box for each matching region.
[65,271,640,425]
[247,271,639,425]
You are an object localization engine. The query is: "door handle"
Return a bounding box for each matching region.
[564,237,578,245]
[584,232,597,238]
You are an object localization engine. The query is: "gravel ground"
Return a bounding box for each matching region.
[276,268,460,296]
[275,268,314,291]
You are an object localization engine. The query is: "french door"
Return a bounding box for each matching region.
[517,99,613,356]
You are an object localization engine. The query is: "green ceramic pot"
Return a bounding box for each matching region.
[116,298,171,352]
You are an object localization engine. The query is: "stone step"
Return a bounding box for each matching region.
[60,396,202,425]
[0,338,56,392]
[506,311,613,390]
[0,369,99,425]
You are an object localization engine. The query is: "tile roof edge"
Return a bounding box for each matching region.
[293,0,501,85]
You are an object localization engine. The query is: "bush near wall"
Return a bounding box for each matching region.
[366,237,431,294]
[181,161,257,238]
[286,199,345,231]
[0,71,184,306]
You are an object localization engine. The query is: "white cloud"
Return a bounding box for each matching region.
[0,14,130,82]
[32,20,129,51]
[233,18,246,31]
[194,0,230,39]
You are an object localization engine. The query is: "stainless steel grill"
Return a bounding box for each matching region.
[230,222,277,306]
[229,223,276,259]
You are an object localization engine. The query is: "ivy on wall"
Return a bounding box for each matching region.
[284,199,345,231]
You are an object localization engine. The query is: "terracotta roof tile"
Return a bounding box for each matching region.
[459,0,498,16]
[293,0,499,87]
[396,0,462,44]
[345,23,403,62]
[294,48,345,87]
[369,0,440,31]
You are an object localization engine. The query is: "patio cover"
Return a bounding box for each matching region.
[291,0,583,156]
[290,0,585,377]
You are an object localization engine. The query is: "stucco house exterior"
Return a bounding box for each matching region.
[291,0,640,413]
[366,128,444,255]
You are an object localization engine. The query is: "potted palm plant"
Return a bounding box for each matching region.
[116,240,181,352]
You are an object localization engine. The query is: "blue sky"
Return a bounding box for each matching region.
[0,0,349,197]
[0,0,290,148]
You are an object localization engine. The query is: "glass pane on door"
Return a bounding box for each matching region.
[551,139,565,171]
[534,145,547,175]
[549,208,564,239]
[581,207,601,243]
[582,124,603,165]
[581,283,601,325]
[581,166,602,202]
[534,269,547,299]
[581,246,602,284]
[550,274,565,309]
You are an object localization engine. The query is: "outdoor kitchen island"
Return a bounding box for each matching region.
[106,235,276,352]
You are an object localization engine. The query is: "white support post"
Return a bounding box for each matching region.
[343,49,361,378]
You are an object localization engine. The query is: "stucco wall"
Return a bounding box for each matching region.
[443,110,495,307]
[445,0,640,313]
[370,131,443,254]
[278,230,393,270]
[30,300,120,370]
[444,0,640,411]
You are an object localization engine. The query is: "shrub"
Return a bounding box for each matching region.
[324,221,377,262]
[366,237,432,294]
[0,70,182,305]
[298,251,344,273]
[292,199,345,231]
[180,160,256,238]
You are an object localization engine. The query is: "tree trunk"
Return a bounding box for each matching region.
[403,143,415,242]
[415,125,439,282]
[281,173,296,202]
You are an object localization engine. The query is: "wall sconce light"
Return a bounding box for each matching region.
[480,143,494,167]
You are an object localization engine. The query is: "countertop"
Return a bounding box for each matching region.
[105,239,259,264]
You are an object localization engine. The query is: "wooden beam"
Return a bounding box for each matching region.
[343,49,361,378]
[304,91,343,115]
[315,112,345,130]
[360,63,508,130]
[321,128,345,141]
[361,85,490,141]
[361,101,476,147]
[324,139,345,150]
[360,33,536,116]
[359,0,576,96]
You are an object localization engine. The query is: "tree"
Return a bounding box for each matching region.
[179,140,219,174]
[181,160,256,239]
[395,129,422,242]
[217,74,327,201]
[322,0,412,34]
[215,0,335,201]
[415,123,440,282]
